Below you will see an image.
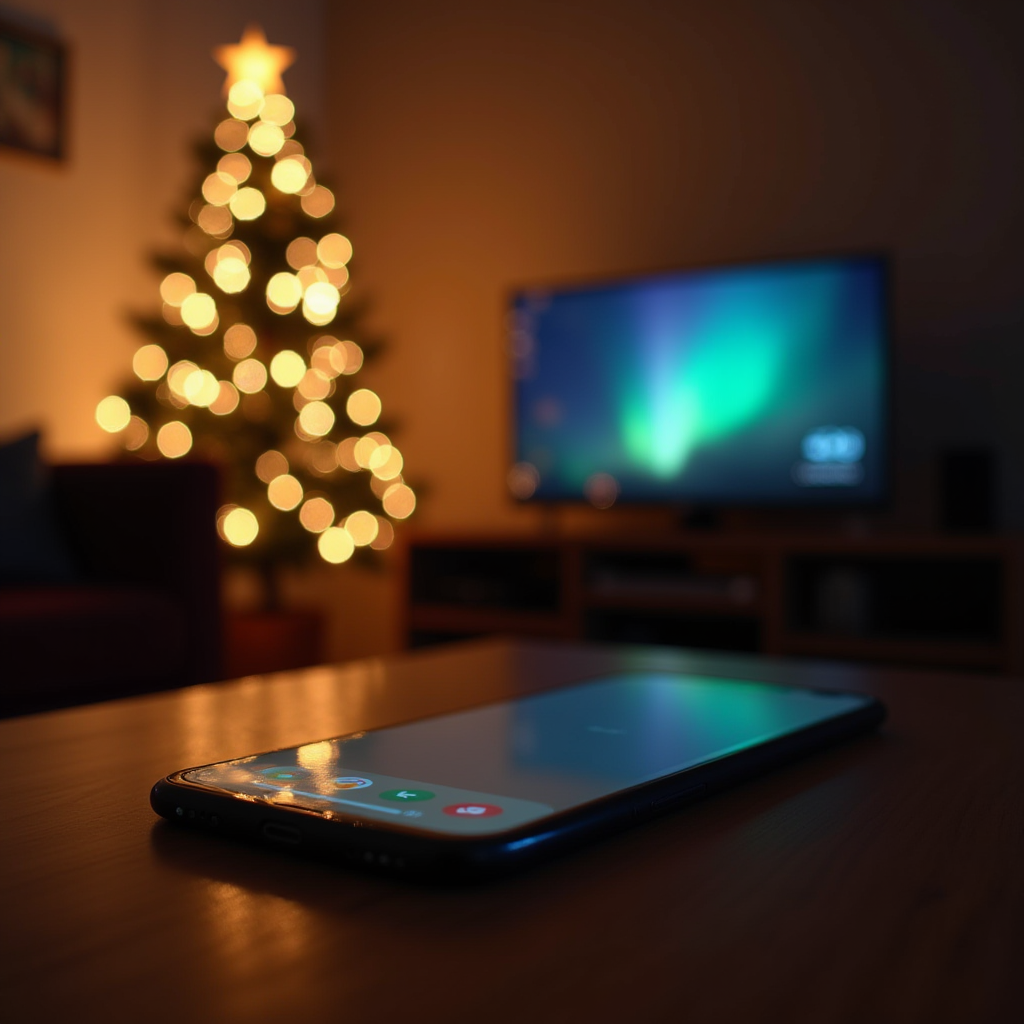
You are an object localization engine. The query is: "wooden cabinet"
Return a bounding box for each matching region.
[402,533,1024,673]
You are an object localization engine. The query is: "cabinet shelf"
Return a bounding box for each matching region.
[402,532,1023,673]
[408,604,570,639]
[584,590,761,616]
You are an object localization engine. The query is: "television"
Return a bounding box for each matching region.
[508,253,889,510]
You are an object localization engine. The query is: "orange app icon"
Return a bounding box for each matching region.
[333,776,373,790]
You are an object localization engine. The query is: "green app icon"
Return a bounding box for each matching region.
[380,788,435,802]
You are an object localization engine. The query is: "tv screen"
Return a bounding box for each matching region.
[509,254,889,508]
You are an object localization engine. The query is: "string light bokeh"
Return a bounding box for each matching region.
[96,28,414,588]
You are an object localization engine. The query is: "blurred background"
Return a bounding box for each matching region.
[2,0,1022,671]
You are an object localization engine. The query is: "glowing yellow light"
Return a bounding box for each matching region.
[299,497,334,533]
[197,204,233,236]
[214,118,249,152]
[162,302,184,326]
[369,473,394,499]
[160,272,195,307]
[336,437,361,472]
[301,185,335,218]
[222,506,259,546]
[167,360,199,398]
[302,304,335,328]
[261,94,295,126]
[216,504,236,537]
[209,381,240,416]
[369,517,395,551]
[255,450,289,484]
[337,340,363,375]
[317,233,353,268]
[230,187,266,220]
[218,152,251,183]
[233,357,268,394]
[344,510,378,547]
[202,171,237,206]
[297,368,331,401]
[269,349,306,387]
[303,281,340,316]
[184,368,220,407]
[310,346,340,379]
[382,482,416,519]
[325,343,348,375]
[156,421,193,459]
[266,272,302,311]
[298,400,335,437]
[224,323,257,359]
[346,388,381,426]
[206,242,250,279]
[266,473,303,511]
[123,416,149,451]
[271,156,309,194]
[226,80,264,121]
[369,444,404,480]
[162,390,187,412]
[231,240,253,263]
[353,435,379,468]
[322,264,350,290]
[214,25,295,97]
[318,526,354,564]
[508,462,540,500]
[297,265,327,291]
[248,121,285,156]
[218,241,244,265]
[133,344,168,381]
[286,237,318,270]
[306,440,339,474]
[96,395,131,433]
[213,256,250,293]
[180,292,217,330]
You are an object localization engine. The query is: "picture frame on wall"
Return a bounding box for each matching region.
[0,17,66,161]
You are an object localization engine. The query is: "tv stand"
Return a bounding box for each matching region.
[402,532,1023,673]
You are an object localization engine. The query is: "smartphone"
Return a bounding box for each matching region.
[151,670,885,880]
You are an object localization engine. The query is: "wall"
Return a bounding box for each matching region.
[0,0,327,459]
[0,0,392,663]
[4,1,1022,666]
[326,0,1024,547]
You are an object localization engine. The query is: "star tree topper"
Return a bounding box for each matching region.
[213,25,296,95]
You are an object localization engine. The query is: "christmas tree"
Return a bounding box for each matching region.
[95,27,414,606]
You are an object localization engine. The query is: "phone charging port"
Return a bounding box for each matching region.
[262,822,301,845]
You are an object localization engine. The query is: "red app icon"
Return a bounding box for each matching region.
[443,802,503,818]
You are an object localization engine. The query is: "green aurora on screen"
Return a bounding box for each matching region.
[513,257,887,504]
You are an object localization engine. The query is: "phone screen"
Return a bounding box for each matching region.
[184,672,872,836]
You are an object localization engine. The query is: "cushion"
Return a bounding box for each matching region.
[0,586,188,713]
[0,430,78,586]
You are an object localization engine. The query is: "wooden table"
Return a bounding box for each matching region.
[1,639,1020,1023]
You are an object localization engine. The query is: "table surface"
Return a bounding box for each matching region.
[1,638,1020,1024]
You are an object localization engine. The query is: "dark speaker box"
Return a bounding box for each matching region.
[939,448,995,533]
